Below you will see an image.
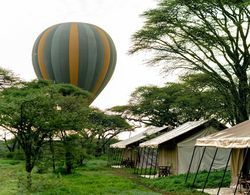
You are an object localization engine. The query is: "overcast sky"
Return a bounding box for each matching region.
[0,0,176,110]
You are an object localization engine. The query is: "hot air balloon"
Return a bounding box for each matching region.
[32,22,116,102]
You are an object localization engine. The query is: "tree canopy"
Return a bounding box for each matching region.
[0,80,91,187]
[0,67,21,89]
[111,73,232,127]
[130,0,250,124]
[0,79,131,179]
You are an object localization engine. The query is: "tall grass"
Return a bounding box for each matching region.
[0,158,160,194]
[0,157,231,195]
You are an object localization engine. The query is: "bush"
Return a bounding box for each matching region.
[6,150,25,160]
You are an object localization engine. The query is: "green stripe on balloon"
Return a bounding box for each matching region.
[32,33,43,78]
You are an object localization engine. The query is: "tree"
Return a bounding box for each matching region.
[130,0,250,124]
[0,67,22,152]
[111,86,179,127]
[0,67,21,89]
[0,80,90,188]
[75,108,131,157]
[111,73,230,127]
[87,109,132,156]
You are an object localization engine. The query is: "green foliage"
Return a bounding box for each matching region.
[0,67,21,90]
[130,0,250,124]
[80,108,132,157]
[0,80,92,190]
[111,73,228,127]
[0,158,231,195]
[0,158,161,194]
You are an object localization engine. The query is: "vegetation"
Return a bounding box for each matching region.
[0,75,131,189]
[0,157,234,194]
[0,67,21,89]
[0,80,91,188]
[111,73,228,127]
[142,170,231,194]
[130,0,250,124]
[0,158,161,195]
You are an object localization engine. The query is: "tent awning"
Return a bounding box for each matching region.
[110,126,168,148]
[196,120,250,148]
[140,119,209,148]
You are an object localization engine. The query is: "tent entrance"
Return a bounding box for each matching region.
[242,149,250,177]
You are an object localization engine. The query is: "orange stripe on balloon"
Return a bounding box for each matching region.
[91,27,110,96]
[69,23,79,85]
[38,27,53,79]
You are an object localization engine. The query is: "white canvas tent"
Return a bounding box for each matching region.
[195,119,250,187]
[196,120,250,148]
[110,126,168,148]
[109,126,168,167]
[139,119,229,175]
[140,120,209,148]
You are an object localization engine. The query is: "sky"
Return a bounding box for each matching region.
[0,0,179,110]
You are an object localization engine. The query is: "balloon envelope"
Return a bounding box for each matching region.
[32,22,117,102]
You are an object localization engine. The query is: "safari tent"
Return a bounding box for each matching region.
[188,119,250,194]
[108,126,168,167]
[137,119,228,176]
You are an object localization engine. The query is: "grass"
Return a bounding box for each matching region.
[0,157,231,195]
[141,169,231,195]
[0,158,160,195]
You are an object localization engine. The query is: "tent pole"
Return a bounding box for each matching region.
[136,147,143,175]
[135,147,142,174]
[234,147,249,195]
[217,148,232,195]
[118,148,122,166]
[149,148,154,176]
[140,147,146,175]
[133,148,138,173]
[117,148,122,166]
[120,148,125,167]
[113,148,117,166]
[144,147,151,176]
[154,148,159,178]
[202,147,218,192]
[192,146,206,187]
[107,148,111,166]
[185,146,197,183]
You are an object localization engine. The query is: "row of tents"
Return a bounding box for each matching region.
[108,119,250,194]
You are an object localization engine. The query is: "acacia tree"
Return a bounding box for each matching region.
[76,108,131,158]
[111,86,179,127]
[0,67,21,152]
[0,67,21,89]
[0,80,90,188]
[130,0,250,124]
[111,73,230,127]
[87,109,131,156]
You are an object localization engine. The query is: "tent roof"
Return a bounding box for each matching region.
[196,120,250,148]
[110,126,168,148]
[140,119,209,148]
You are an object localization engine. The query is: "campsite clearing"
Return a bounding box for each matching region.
[0,158,232,194]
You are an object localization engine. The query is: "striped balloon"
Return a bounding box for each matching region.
[32,22,116,102]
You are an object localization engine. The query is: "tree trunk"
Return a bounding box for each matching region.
[25,153,33,190]
[65,151,73,174]
[49,137,56,172]
[235,73,249,123]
